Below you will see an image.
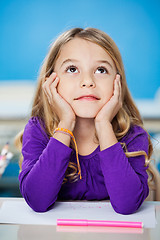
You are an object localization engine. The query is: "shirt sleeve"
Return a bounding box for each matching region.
[98,126,149,215]
[19,118,73,212]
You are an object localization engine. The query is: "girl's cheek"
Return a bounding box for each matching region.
[101,82,114,102]
[57,81,63,94]
[56,77,69,96]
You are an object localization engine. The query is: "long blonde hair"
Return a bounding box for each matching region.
[15,27,153,183]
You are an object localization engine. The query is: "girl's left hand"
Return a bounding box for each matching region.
[95,74,122,124]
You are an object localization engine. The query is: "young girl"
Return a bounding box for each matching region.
[16,27,153,214]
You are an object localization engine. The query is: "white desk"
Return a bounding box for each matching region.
[0,198,160,240]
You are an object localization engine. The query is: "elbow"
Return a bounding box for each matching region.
[19,179,57,213]
[111,185,149,215]
[30,203,49,213]
[31,205,54,213]
[31,207,47,213]
[112,203,137,215]
[21,188,56,213]
[111,196,145,215]
[25,197,56,213]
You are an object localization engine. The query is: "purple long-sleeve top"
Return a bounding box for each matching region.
[19,117,149,214]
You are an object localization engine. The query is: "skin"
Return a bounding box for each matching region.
[43,38,122,155]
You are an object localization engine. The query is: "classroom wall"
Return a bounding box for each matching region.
[0,0,160,99]
[0,0,160,197]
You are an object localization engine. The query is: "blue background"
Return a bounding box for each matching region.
[0,0,160,99]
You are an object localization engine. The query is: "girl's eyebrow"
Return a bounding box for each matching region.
[60,59,79,68]
[60,58,113,69]
[96,60,113,69]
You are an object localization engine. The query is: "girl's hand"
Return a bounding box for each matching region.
[95,74,122,124]
[42,72,76,131]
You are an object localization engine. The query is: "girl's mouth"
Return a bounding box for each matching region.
[75,95,100,101]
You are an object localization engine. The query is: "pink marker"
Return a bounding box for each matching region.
[57,219,143,228]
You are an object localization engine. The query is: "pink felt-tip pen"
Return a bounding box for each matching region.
[57,219,143,228]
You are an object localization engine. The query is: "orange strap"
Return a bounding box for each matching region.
[53,128,82,180]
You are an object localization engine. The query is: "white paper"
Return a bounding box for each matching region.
[0,200,156,228]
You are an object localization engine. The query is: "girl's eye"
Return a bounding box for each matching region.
[66,65,78,73]
[95,67,108,74]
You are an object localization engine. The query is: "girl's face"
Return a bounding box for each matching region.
[54,38,117,118]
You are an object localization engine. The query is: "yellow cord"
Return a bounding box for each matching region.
[53,128,82,180]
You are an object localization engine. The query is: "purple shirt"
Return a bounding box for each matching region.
[19,117,149,214]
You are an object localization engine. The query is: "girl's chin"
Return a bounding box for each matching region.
[74,110,99,119]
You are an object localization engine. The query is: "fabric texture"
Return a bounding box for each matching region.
[19,117,149,214]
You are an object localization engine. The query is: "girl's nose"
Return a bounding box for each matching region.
[80,75,96,88]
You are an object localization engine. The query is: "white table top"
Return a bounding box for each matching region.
[0,198,160,240]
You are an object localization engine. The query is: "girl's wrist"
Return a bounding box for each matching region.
[53,121,75,147]
[58,120,75,132]
[95,121,118,150]
[95,120,112,140]
[95,120,112,130]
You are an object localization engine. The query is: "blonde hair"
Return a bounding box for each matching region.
[15,27,153,183]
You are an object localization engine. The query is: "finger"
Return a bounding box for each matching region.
[50,77,60,99]
[113,75,120,99]
[116,74,122,107]
[117,74,122,95]
[50,76,60,89]
[43,72,57,99]
[116,74,121,94]
[47,72,57,81]
[42,87,51,104]
[45,72,57,89]
[43,72,57,89]
[44,84,52,101]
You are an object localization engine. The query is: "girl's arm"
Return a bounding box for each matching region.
[19,73,77,212]
[98,127,149,214]
[95,75,149,214]
[19,117,73,212]
[95,74,121,150]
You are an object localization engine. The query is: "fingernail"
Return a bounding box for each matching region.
[117,75,121,81]
[50,72,56,78]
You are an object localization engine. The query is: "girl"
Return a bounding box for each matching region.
[16,27,153,214]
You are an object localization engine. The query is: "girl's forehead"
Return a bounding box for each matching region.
[61,38,106,54]
[57,38,114,64]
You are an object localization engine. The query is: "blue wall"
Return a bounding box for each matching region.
[0,0,160,99]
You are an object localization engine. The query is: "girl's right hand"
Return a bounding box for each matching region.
[42,72,76,131]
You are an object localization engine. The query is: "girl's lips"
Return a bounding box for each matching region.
[75,95,100,101]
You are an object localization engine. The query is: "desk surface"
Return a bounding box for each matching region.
[0,198,160,240]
